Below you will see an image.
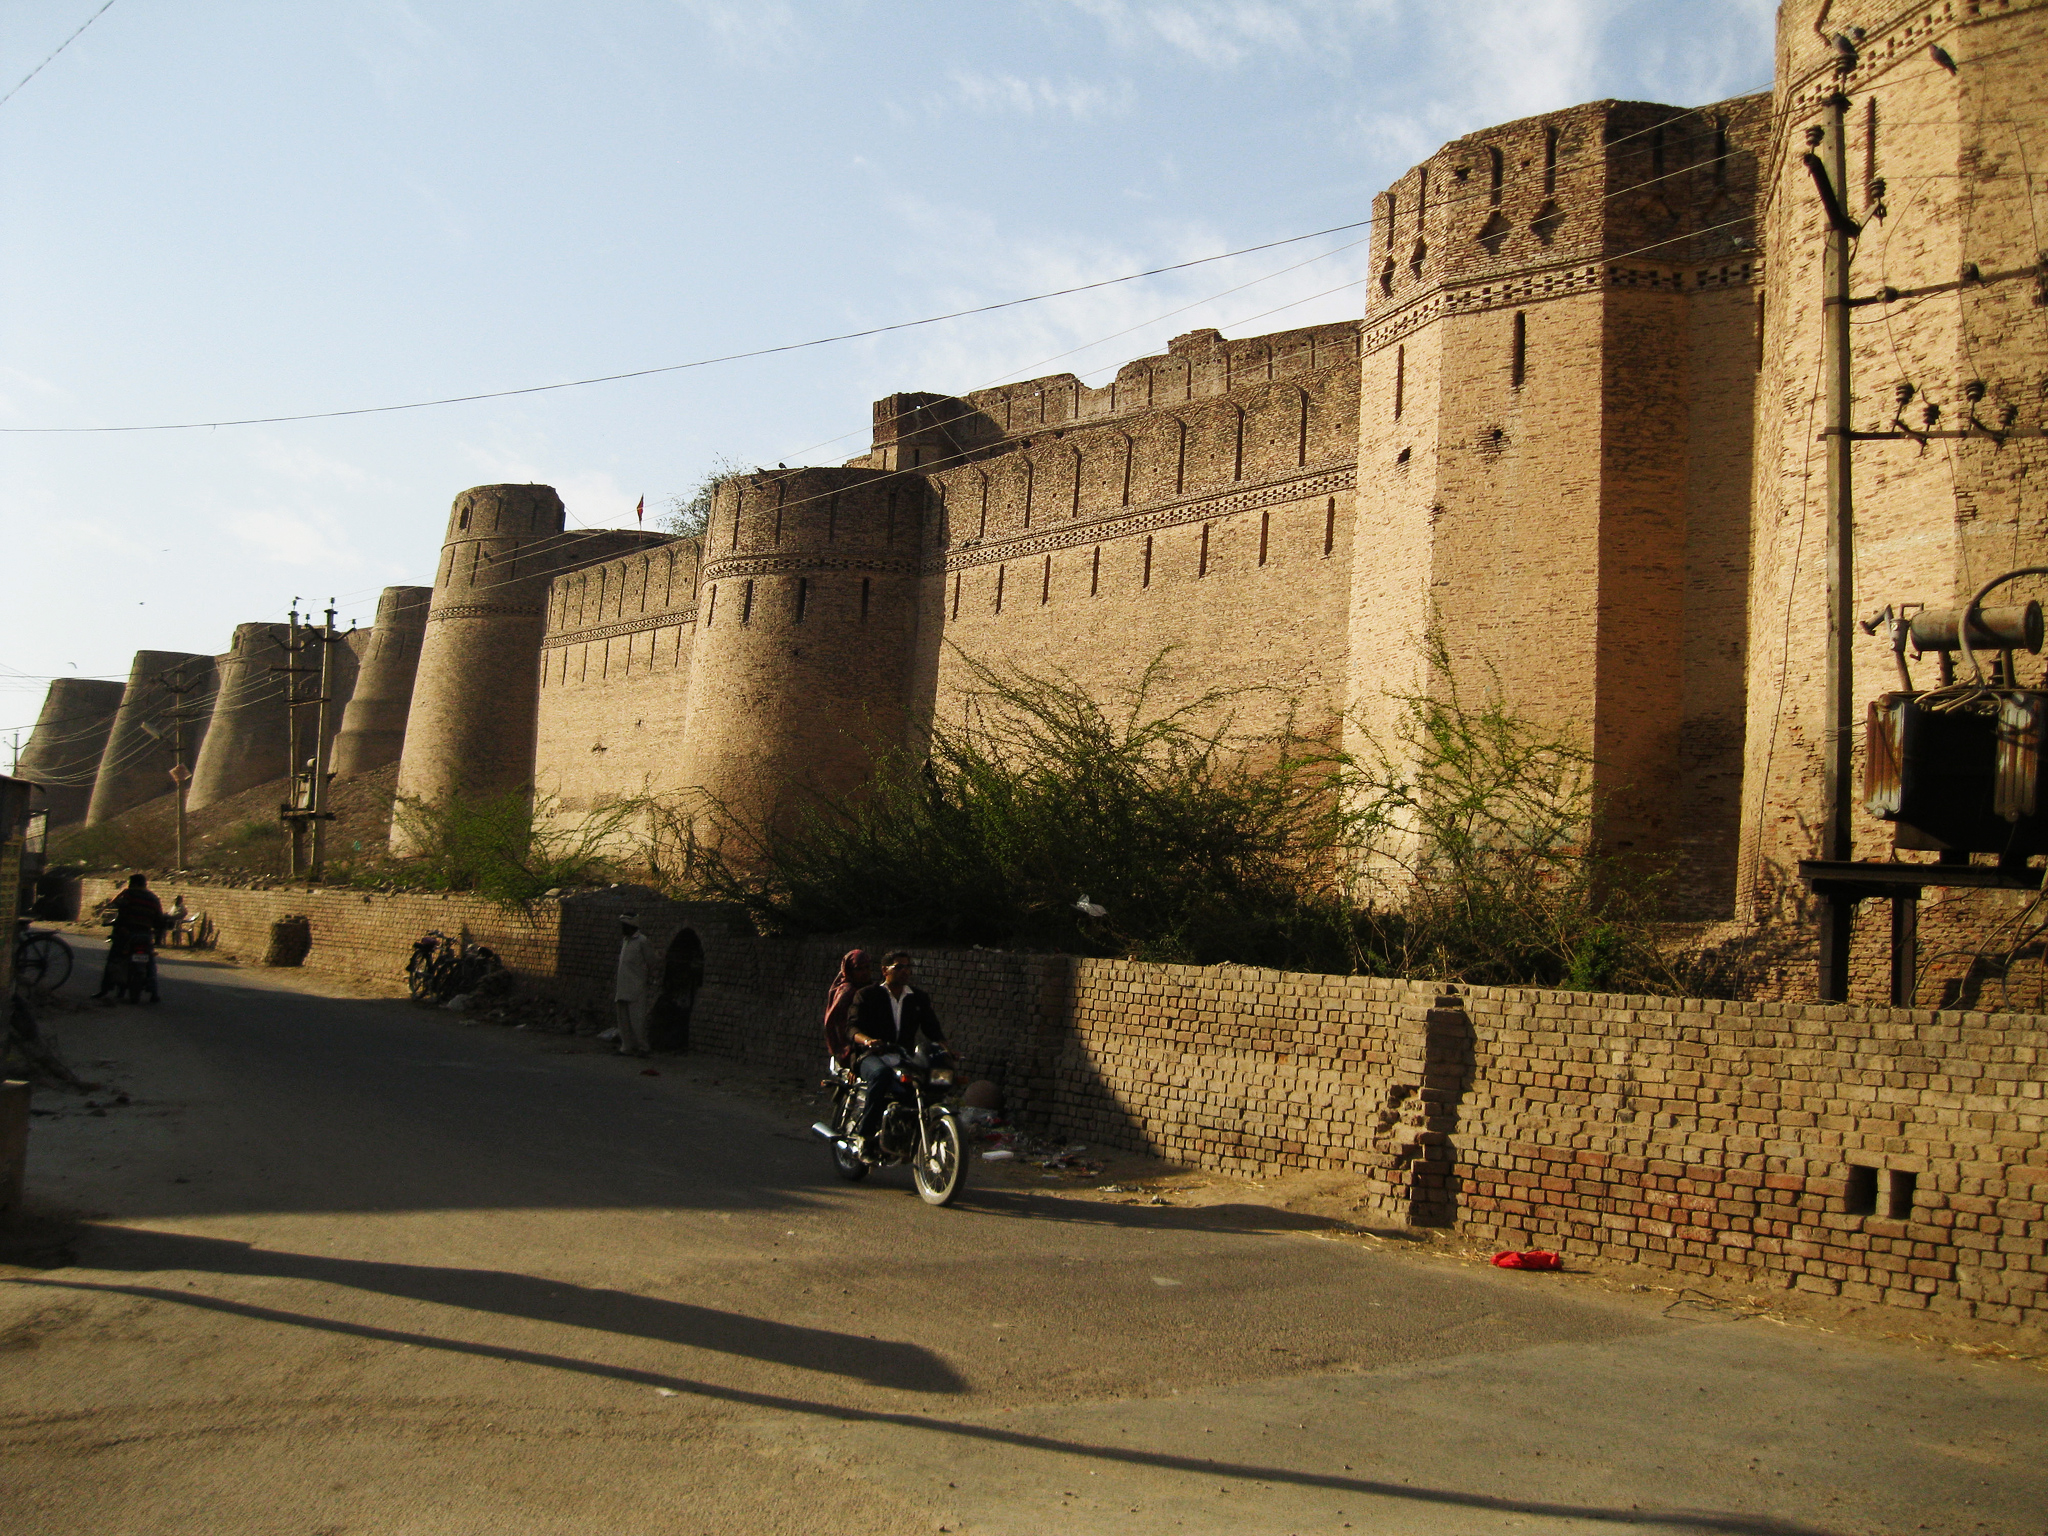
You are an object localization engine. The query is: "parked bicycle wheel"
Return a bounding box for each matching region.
[14,931,72,993]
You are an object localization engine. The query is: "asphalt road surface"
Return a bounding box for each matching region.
[2,953,2043,1535]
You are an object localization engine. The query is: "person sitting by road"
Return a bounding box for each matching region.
[167,895,190,948]
[822,948,874,1073]
[94,872,164,1002]
[847,951,951,1151]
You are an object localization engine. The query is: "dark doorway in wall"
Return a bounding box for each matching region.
[648,929,704,1052]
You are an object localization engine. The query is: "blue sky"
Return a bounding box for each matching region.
[0,0,1774,737]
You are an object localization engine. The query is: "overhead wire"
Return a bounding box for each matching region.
[8,101,1749,443]
[0,0,117,110]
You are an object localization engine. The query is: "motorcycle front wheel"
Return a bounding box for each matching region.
[913,1111,967,1207]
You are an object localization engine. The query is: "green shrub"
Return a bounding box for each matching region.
[685,651,1361,969]
[685,637,1701,992]
[368,787,639,906]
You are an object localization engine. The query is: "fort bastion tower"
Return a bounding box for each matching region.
[16,679,124,829]
[86,651,219,827]
[534,465,930,839]
[392,485,666,850]
[1352,92,1771,916]
[1739,0,2048,945]
[332,586,432,777]
[188,624,293,813]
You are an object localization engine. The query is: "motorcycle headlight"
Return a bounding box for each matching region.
[929,1069,955,1086]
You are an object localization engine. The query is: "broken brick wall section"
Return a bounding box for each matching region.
[68,877,2046,1329]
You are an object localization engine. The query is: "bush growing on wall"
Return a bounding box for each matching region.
[683,652,1361,969]
[367,788,637,906]
[679,642,1708,988]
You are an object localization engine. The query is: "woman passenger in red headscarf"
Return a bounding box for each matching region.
[823,948,875,1069]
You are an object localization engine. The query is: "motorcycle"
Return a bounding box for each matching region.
[112,929,158,1004]
[812,1044,968,1207]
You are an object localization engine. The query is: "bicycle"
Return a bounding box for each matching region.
[13,920,73,994]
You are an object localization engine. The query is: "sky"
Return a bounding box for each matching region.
[0,0,1776,743]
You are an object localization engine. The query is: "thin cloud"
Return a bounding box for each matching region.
[939,69,1134,120]
[672,0,805,64]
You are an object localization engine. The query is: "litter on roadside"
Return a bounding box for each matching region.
[1491,1250,1562,1271]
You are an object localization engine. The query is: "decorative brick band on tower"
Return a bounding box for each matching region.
[86,651,218,826]
[16,678,124,829]
[392,485,668,851]
[672,467,927,836]
[332,586,431,777]
[188,623,293,812]
[1350,92,1769,918]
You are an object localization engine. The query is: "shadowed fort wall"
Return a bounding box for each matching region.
[17,679,124,829]
[1351,93,1770,916]
[1738,0,2048,1001]
[333,586,431,778]
[189,623,292,812]
[85,651,218,826]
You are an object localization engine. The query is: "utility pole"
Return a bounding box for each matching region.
[309,602,337,881]
[1803,89,1863,1000]
[277,601,314,877]
[151,660,207,871]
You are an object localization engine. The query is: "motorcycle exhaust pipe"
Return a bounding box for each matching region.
[809,1122,837,1143]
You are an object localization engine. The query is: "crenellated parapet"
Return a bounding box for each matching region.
[924,322,1361,575]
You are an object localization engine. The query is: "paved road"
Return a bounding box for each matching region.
[1,954,2043,1535]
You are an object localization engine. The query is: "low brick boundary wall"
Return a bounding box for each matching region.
[66,876,2047,1330]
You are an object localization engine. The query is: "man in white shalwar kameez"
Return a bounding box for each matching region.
[615,913,654,1057]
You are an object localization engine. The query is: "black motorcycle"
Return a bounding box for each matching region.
[812,1044,968,1206]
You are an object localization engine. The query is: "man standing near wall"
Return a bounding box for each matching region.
[614,914,653,1058]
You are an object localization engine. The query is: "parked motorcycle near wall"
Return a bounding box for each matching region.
[812,1044,967,1206]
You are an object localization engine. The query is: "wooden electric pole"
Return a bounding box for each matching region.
[309,603,337,881]
[150,660,208,871]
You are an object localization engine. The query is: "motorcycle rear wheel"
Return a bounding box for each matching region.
[831,1139,870,1182]
[913,1112,967,1207]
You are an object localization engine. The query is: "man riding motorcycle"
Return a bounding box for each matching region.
[846,951,950,1157]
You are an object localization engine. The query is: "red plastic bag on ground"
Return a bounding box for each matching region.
[1490,1249,1562,1270]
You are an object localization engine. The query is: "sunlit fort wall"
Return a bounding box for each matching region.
[1739,0,2048,1001]
[15,679,124,829]
[27,1,2048,1005]
[1353,92,1772,918]
[390,484,667,852]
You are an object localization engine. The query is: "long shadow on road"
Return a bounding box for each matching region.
[3,1272,1853,1536]
[40,1224,963,1392]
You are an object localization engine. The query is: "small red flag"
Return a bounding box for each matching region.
[635,495,644,525]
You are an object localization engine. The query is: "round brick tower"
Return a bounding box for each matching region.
[393,486,665,850]
[332,585,431,777]
[86,651,219,826]
[16,678,125,829]
[188,623,292,812]
[673,466,926,838]
[393,486,577,840]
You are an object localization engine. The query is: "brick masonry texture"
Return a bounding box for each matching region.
[25,5,2048,1008]
[78,874,2048,1332]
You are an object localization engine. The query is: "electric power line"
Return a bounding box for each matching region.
[0,0,117,110]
